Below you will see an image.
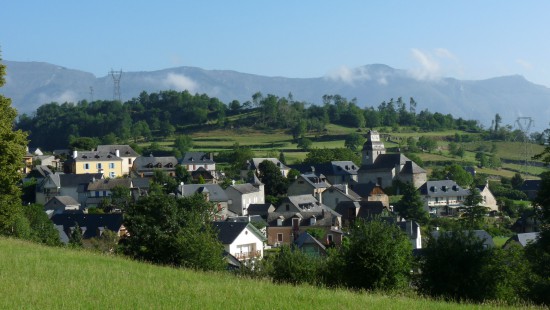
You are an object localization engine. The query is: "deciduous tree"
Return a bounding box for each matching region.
[0,56,28,236]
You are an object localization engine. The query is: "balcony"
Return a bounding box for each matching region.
[234,250,261,260]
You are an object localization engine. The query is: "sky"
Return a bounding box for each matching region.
[2,1,550,87]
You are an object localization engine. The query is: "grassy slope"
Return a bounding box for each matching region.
[0,238,514,309]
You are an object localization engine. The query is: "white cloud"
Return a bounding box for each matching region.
[325,65,371,84]
[516,59,533,70]
[38,90,78,104]
[408,48,465,81]
[409,48,441,80]
[162,73,198,92]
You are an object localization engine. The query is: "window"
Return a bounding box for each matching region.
[109,163,115,169]
[84,163,89,170]
[292,218,299,230]
[97,163,102,169]
[277,233,283,242]
[109,172,116,178]
[327,234,334,243]
[285,205,290,211]
[128,158,132,164]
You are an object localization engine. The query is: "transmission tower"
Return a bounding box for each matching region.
[89,86,94,102]
[110,69,122,102]
[515,116,534,173]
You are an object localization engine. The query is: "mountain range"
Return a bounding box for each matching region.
[2,60,550,129]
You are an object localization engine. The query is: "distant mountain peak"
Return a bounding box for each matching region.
[2,60,550,128]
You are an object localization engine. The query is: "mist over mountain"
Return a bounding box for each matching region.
[2,60,550,129]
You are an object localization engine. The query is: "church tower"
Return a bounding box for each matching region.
[361,130,386,165]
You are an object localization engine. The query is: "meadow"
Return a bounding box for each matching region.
[0,238,522,309]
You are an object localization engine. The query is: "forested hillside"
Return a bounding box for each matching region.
[17,90,482,151]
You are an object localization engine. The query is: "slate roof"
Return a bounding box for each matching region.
[212,221,266,244]
[520,180,541,192]
[131,177,151,189]
[180,152,215,164]
[505,232,539,247]
[59,173,103,188]
[228,183,260,194]
[431,230,495,248]
[179,184,229,202]
[87,178,132,191]
[328,184,362,201]
[51,213,124,239]
[289,161,359,176]
[335,200,387,220]
[360,153,426,174]
[294,232,327,251]
[26,165,53,179]
[349,181,386,198]
[69,151,122,162]
[298,173,331,189]
[44,196,80,208]
[419,180,470,198]
[133,156,178,171]
[268,196,341,228]
[247,203,275,216]
[96,145,140,157]
[248,158,289,171]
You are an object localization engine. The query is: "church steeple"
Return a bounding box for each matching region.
[361,130,386,165]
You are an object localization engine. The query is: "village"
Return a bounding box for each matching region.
[22,129,539,268]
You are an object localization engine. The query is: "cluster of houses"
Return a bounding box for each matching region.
[23,130,542,265]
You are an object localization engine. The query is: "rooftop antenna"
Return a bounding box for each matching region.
[515,116,534,174]
[110,69,122,102]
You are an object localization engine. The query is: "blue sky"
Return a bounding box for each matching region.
[2,1,550,87]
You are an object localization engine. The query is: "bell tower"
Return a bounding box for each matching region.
[361,130,386,165]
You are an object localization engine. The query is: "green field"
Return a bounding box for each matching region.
[0,238,520,309]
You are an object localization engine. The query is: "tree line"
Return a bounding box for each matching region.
[16,90,483,151]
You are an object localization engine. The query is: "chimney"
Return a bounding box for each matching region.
[73,150,78,159]
[179,182,184,195]
[115,149,120,157]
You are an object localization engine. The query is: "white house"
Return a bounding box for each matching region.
[212,221,266,261]
[225,183,265,216]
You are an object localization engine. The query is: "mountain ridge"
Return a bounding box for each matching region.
[2,60,550,128]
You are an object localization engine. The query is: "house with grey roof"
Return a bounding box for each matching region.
[44,196,82,215]
[503,232,539,249]
[51,213,126,244]
[132,155,178,177]
[84,178,133,208]
[358,130,426,189]
[36,172,103,205]
[212,221,266,261]
[321,184,362,210]
[266,194,343,247]
[335,200,390,226]
[247,203,275,220]
[419,180,470,216]
[34,155,59,169]
[287,173,331,204]
[289,161,359,185]
[96,145,140,176]
[181,152,216,172]
[226,182,265,216]
[178,183,231,220]
[241,158,291,179]
[63,150,124,178]
[520,179,541,200]
[431,229,495,249]
[348,181,390,207]
[294,232,327,257]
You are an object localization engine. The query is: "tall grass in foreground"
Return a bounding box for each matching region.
[0,238,528,309]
